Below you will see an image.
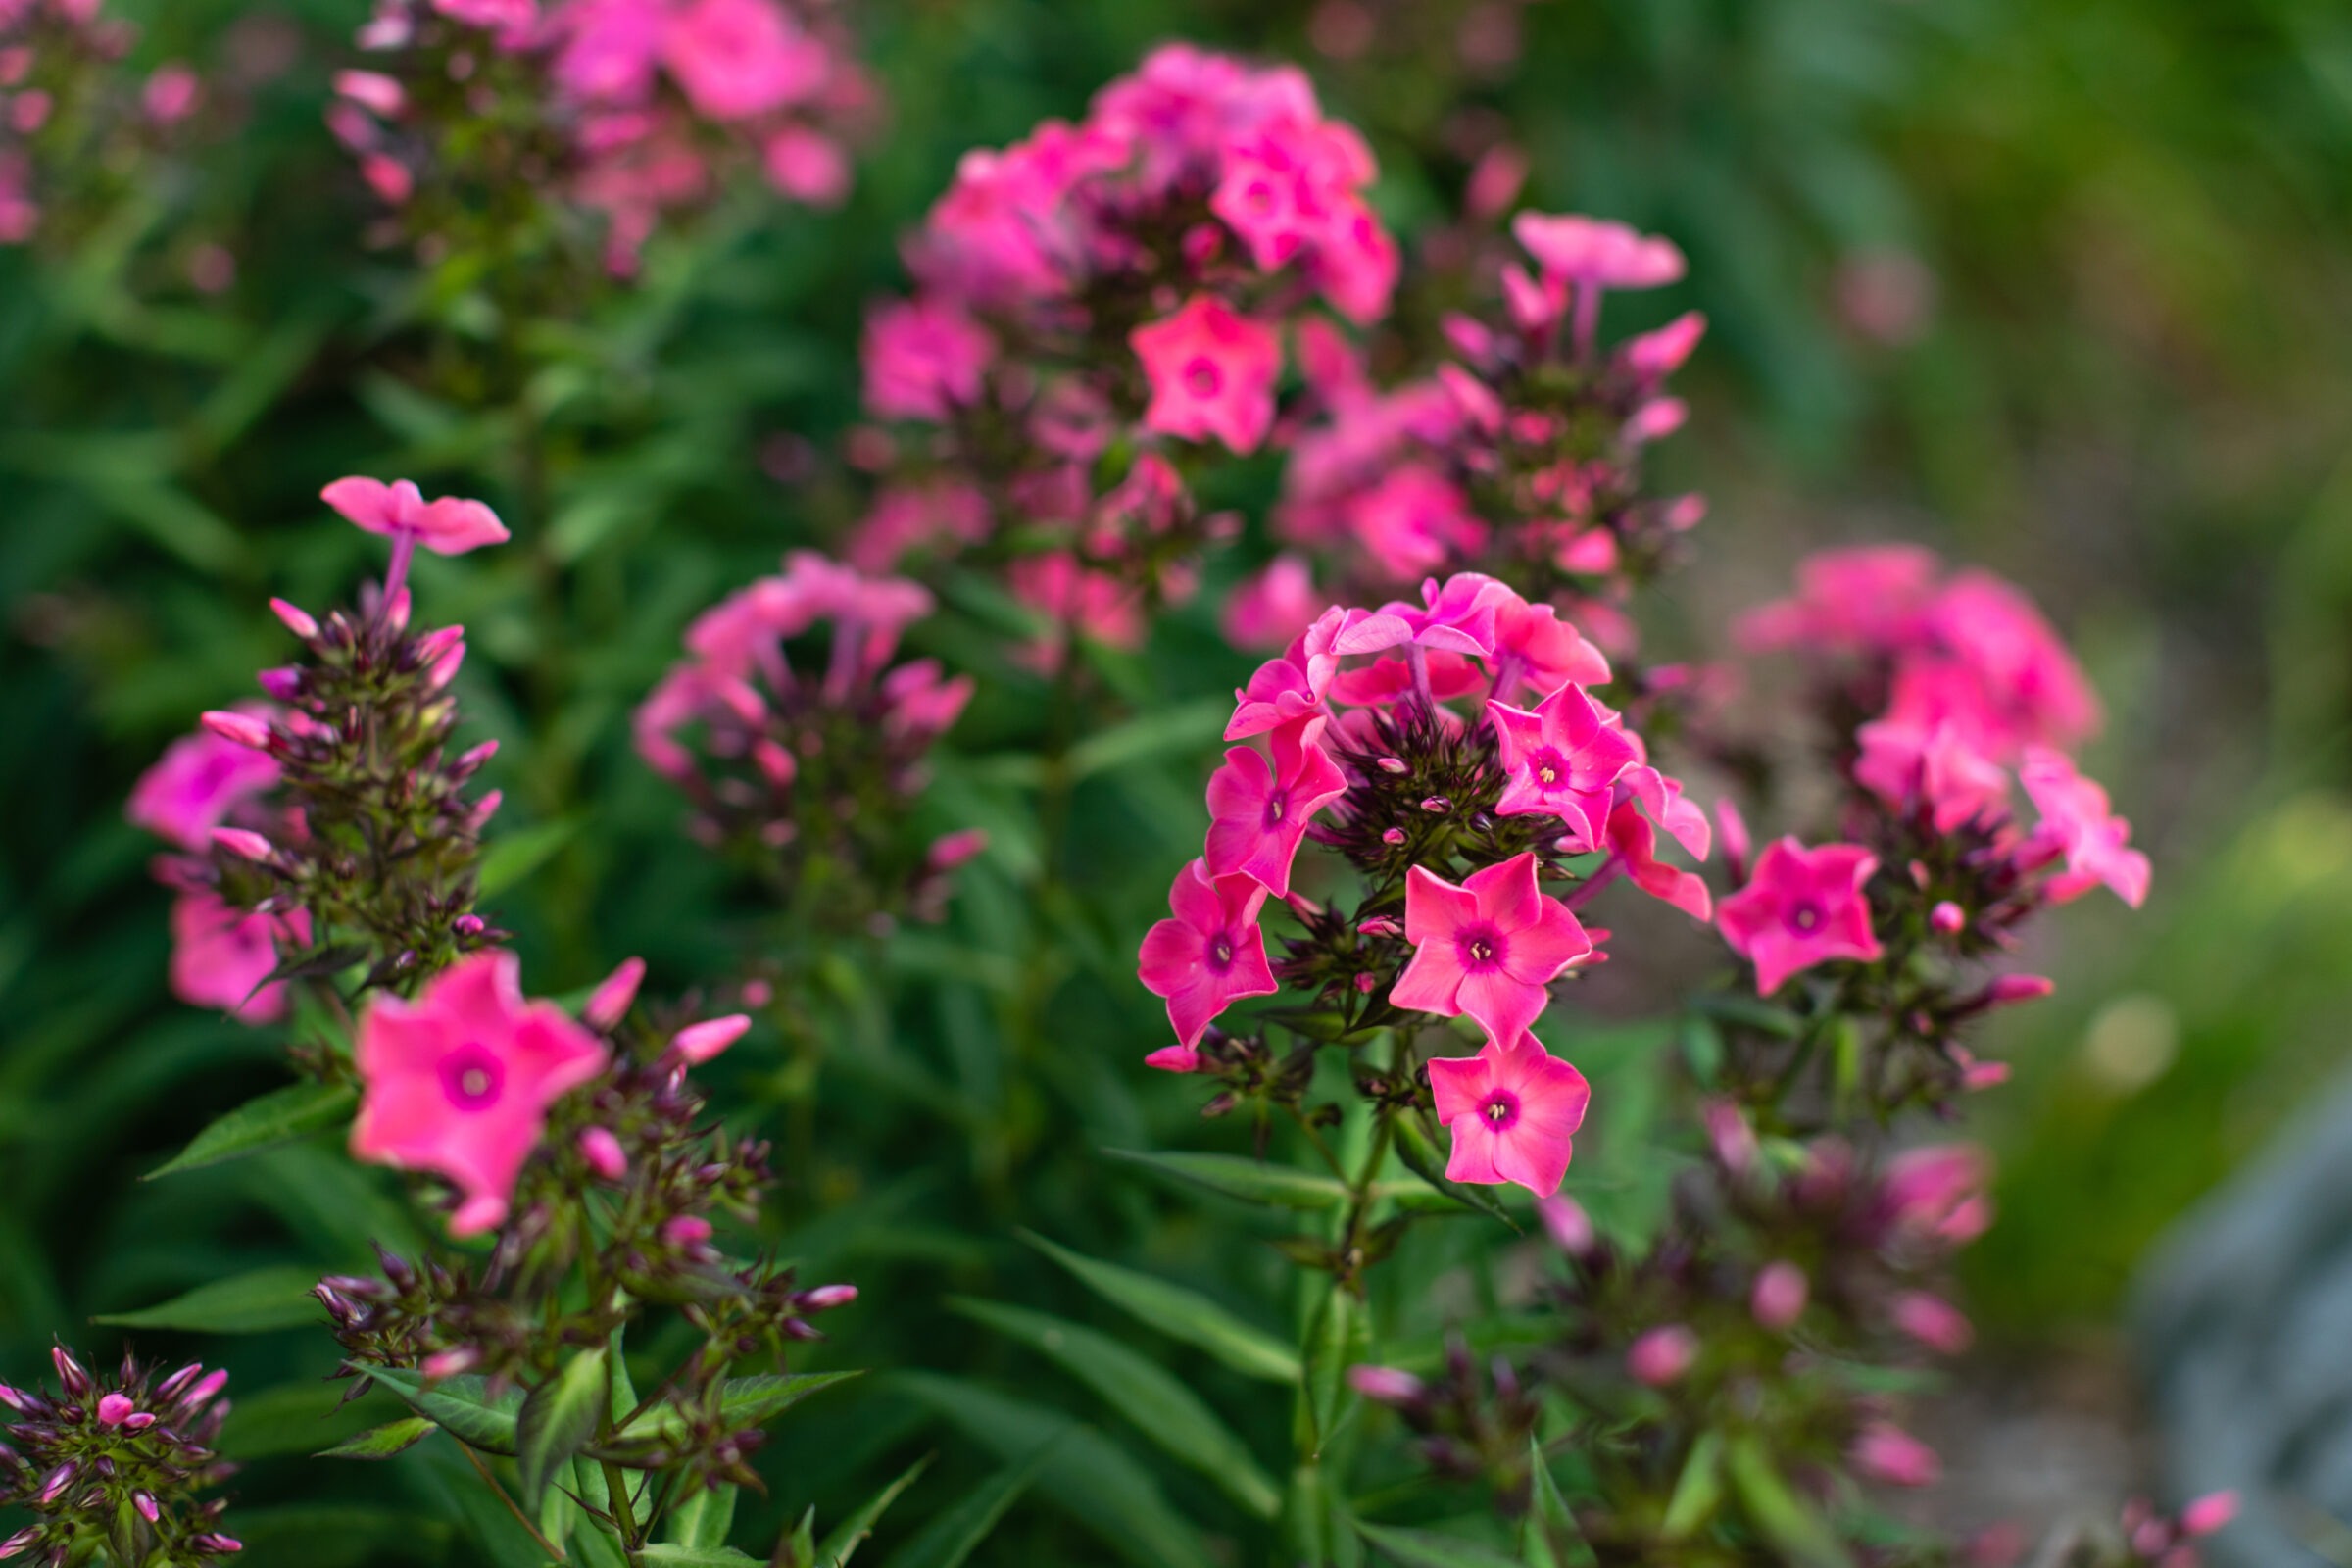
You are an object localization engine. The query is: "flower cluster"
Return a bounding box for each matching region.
[1703,549,2149,1122]
[636,550,981,929]
[324,950,858,1506]
[0,0,204,249]
[334,0,874,277]
[0,1347,237,1565]
[1140,570,1710,1206]
[1228,211,1706,653]
[126,478,508,1021]
[848,43,1402,665]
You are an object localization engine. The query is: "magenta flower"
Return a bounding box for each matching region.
[863,297,994,421]
[1511,212,1687,290]
[1854,717,2010,834]
[169,893,308,1023]
[1392,853,1593,1044]
[320,477,508,557]
[126,724,280,852]
[1425,1033,1590,1196]
[1625,1324,1699,1386]
[661,0,824,122]
[1222,554,1323,652]
[1489,684,1641,846]
[2021,748,2150,907]
[1850,1422,1940,1488]
[1137,859,1279,1048]
[351,951,611,1236]
[1131,294,1281,455]
[1716,837,1882,996]
[1204,715,1348,896]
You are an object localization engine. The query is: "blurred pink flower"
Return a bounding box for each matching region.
[168,893,308,1023]
[127,724,280,851]
[1717,837,1881,995]
[2022,748,2149,906]
[1131,294,1281,454]
[1626,1324,1699,1386]
[862,297,994,421]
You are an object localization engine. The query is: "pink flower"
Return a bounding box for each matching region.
[1490,596,1611,696]
[1222,554,1323,651]
[1349,466,1486,582]
[1626,1324,1699,1386]
[1490,684,1641,846]
[662,0,825,121]
[2180,1493,2237,1537]
[320,477,509,556]
[1603,802,1712,921]
[1511,212,1686,289]
[1879,1144,1994,1246]
[863,298,993,421]
[2021,749,2149,907]
[1925,572,2100,752]
[1751,1261,1809,1331]
[169,894,308,1023]
[1890,1291,1974,1354]
[1851,1422,1940,1488]
[1392,853,1593,1044]
[1131,295,1282,454]
[1204,715,1348,897]
[1716,837,1882,995]
[127,725,280,851]
[1137,859,1280,1048]
[1426,1033,1590,1196]
[582,956,646,1030]
[1735,544,1941,655]
[351,951,612,1236]
[1854,718,2011,834]
[143,63,201,125]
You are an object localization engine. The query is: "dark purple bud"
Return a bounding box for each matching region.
[49,1348,88,1398]
[155,1364,203,1402]
[37,1462,75,1504]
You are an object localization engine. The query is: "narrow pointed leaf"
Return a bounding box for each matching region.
[951,1298,1278,1519]
[1022,1231,1298,1383]
[1355,1521,1527,1568]
[363,1366,524,1455]
[635,1547,761,1566]
[814,1453,932,1568]
[882,1441,1055,1568]
[1302,1286,1363,1455]
[317,1416,437,1460]
[97,1265,326,1334]
[1722,1436,1848,1568]
[1660,1430,1723,1540]
[1104,1148,1348,1208]
[1521,1436,1590,1568]
[146,1082,356,1177]
[664,1483,738,1550]
[516,1347,609,1507]
[616,1371,860,1447]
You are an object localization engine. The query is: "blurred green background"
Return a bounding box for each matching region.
[4,0,2349,1558]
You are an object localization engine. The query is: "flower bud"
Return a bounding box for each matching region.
[1536,1194,1594,1256]
[1751,1261,1808,1331]
[419,1348,476,1382]
[583,956,645,1031]
[1356,916,1400,938]
[268,598,318,639]
[38,1461,76,1504]
[1346,1366,1424,1406]
[1985,973,2054,1006]
[662,1216,713,1249]
[1891,1291,1973,1354]
[2180,1492,2238,1537]
[255,666,303,700]
[96,1393,134,1425]
[1419,796,1451,813]
[50,1347,88,1398]
[186,1369,229,1406]
[134,1491,161,1524]
[1931,900,1965,935]
[1627,1325,1698,1386]
[211,827,275,861]
[798,1284,858,1311]
[200,710,273,751]
[1850,1421,1938,1487]
[578,1127,626,1182]
[0,1528,37,1560]
[1381,827,1406,845]
[672,1014,751,1064]
[926,828,988,872]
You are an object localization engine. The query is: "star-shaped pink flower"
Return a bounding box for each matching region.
[1138,859,1280,1048]
[1854,718,2011,834]
[1205,715,1349,896]
[1716,837,1882,996]
[1427,1033,1590,1197]
[127,722,281,852]
[2020,748,2149,907]
[169,893,310,1024]
[320,477,509,557]
[1510,212,1686,289]
[352,951,611,1236]
[1490,684,1641,847]
[1392,853,1593,1044]
[1131,294,1282,455]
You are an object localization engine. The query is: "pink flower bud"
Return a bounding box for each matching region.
[1627,1325,1698,1386]
[1751,1261,1808,1331]
[122,1410,156,1430]
[1381,827,1406,845]
[1703,1099,1757,1177]
[51,1347,88,1396]
[799,1284,858,1310]
[1144,1044,1200,1073]
[752,738,797,787]
[257,666,302,701]
[212,827,274,861]
[96,1392,135,1425]
[360,152,413,205]
[1356,916,1400,938]
[1352,972,1376,993]
[0,1383,23,1411]
[2180,1492,2237,1537]
[455,739,499,770]
[740,979,772,1007]
[578,1127,626,1181]
[200,710,274,751]
[38,1462,75,1504]
[1376,757,1409,774]
[1964,1060,2012,1090]
[187,1367,229,1405]
[583,957,644,1031]
[1986,973,2054,1006]
[1536,1193,1593,1256]
[155,1362,203,1401]
[192,1535,242,1554]
[270,597,318,639]
[2,1526,42,1560]
[333,70,406,117]
[1891,1291,1974,1354]
[662,1215,713,1248]
[1931,900,1965,935]
[134,1491,161,1524]
[1851,1421,1939,1487]
[419,1348,476,1381]
[926,828,989,872]
[1347,1365,1424,1405]
[672,1014,750,1064]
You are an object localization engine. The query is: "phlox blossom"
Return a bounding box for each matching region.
[351,950,611,1235]
[1138,859,1279,1049]
[126,724,280,852]
[320,477,509,557]
[1204,715,1348,896]
[1716,837,1881,995]
[1426,1033,1590,1197]
[2021,748,2149,907]
[169,893,309,1023]
[1392,852,1593,1044]
[1131,295,1281,455]
[1489,683,1641,847]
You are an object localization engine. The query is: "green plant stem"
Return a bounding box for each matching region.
[460,1441,568,1562]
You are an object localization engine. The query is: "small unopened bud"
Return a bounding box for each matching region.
[155,1362,203,1402]
[1703,1099,1758,1177]
[1419,796,1451,813]
[134,1491,161,1524]
[192,1533,243,1554]
[186,1367,229,1406]
[1536,1193,1594,1256]
[212,827,274,861]
[96,1392,135,1425]
[0,1384,23,1412]
[1376,757,1409,774]
[1381,827,1406,845]
[256,666,303,700]
[0,1527,37,1560]
[51,1347,88,1397]
[1353,973,1376,994]
[38,1461,76,1504]
[453,739,499,773]
[1347,1365,1424,1406]
[1890,1291,1974,1354]
[1751,1261,1808,1331]
[752,738,797,788]
[122,1410,155,1430]
[583,956,645,1031]
[662,1215,714,1249]
[269,597,318,639]
[419,1348,476,1382]
[1962,1059,2011,1091]
[1627,1325,1698,1386]
[1851,1421,1939,1488]
[452,913,485,937]
[578,1127,626,1182]
[1356,916,1400,938]
[200,710,273,751]
[672,1014,751,1064]
[799,1284,858,1311]
[2180,1492,2238,1537]
[1985,973,2054,1006]
[1931,900,1965,935]
[927,828,988,872]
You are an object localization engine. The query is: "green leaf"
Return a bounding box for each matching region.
[1021,1231,1299,1384]
[1394,1115,1521,1229]
[147,1082,356,1177]
[1660,1431,1723,1540]
[1104,1148,1349,1209]
[1521,1435,1587,1568]
[951,1298,1279,1520]
[1065,699,1230,781]
[364,1367,524,1455]
[813,1453,932,1568]
[476,817,583,899]
[634,1547,761,1566]
[1722,1436,1848,1568]
[96,1265,325,1334]
[317,1416,438,1461]
[617,1372,860,1447]
[664,1483,738,1550]
[1355,1520,1528,1568]
[1301,1286,1364,1456]
[881,1441,1055,1568]
[1691,993,1805,1037]
[517,1346,608,1507]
